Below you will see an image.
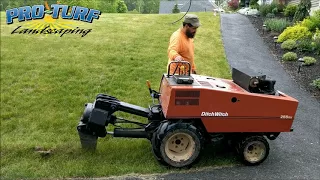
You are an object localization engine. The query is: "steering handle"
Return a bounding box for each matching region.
[167,60,191,77]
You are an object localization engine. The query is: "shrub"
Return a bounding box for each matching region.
[312,37,320,55]
[264,18,291,32]
[260,4,273,16]
[272,7,278,14]
[311,9,320,18]
[117,1,127,13]
[282,52,298,61]
[250,4,260,10]
[302,56,317,66]
[314,29,320,40]
[240,0,245,7]
[293,0,312,22]
[281,39,297,50]
[127,9,139,14]
[284,4,297,17]
[301,17,318,32]
[266,13,275,18]
[228,0,239,10]
[277,24,312,43]
[311,78,320,89]
[296,38,314,52]
[276,1,286,12]
[309,16,320,32]
[172,4,180,13]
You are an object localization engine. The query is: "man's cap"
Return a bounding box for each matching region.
[183,14,201,27]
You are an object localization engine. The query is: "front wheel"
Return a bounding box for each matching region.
[159,123,202,168]
[238,136,270,166]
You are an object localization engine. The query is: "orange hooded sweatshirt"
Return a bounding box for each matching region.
[167,28,196,75]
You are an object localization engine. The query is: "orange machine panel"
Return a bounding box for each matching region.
[159,74,299,133]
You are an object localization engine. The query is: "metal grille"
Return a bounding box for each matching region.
[176,91,200,97]
[175,99,199,106]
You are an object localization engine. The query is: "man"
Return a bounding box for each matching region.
[167,14,201,75]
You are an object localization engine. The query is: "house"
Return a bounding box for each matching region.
[287,0,320,15]
[159,0,217,14]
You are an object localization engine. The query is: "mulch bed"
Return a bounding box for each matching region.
[246,15,320,102]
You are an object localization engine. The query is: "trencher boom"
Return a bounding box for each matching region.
[77,61,299,168]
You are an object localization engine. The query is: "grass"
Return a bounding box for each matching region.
[0,11,233,179]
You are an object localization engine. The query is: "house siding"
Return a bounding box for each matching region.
[288,0,320,8]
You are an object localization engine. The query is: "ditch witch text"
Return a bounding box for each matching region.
[201,112,229,117]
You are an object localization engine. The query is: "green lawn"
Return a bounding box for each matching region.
[0,12,233,179]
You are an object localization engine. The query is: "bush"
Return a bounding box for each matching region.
[250,4,260,10]
[272,7,278,14]
[172,4,180,13]
[313,37,320,55]
[293,0,312,22]
[240,0,245,7]
[277,24,312,43]
[281,39,297,50]
[311,78,320,89]
[264,18,291,32]
[296,38,314,52]
[311,9,320,18]
[127,9,140,14]
[117,1,127,13]
[266,13,275,18]
[284,4,297,18]
[301,17,318,32]
[282,52,298,61]
[302,56,317,66]
[250,0,259,6]
[309,16,320,32]
[228,0,239,10]
[276,1,286,12]
[259,4,273,17]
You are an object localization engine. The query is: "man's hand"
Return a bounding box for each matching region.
[174,56,183,61]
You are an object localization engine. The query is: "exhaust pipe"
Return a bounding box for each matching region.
[113,128,147,138]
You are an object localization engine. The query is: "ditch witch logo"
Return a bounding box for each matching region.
[6,1,101,37]
[201,112,229,117]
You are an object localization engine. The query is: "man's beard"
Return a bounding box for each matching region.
[186,29,195,38]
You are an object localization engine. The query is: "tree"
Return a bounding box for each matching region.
[117,0,128,13]
[142,0,159,14]
[124,0,136,11]
[293,0,311,22]
[136,0,144,13]
[172,3,180,13]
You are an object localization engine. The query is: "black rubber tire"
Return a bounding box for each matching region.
[151,132,167,165]
[238,136,270,166]
[158,123,202,168]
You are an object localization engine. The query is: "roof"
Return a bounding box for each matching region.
[159,0,215,14]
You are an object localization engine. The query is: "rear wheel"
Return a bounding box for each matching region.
[151,132,166,165]
[159,123,202,168]
[238,136,269,166]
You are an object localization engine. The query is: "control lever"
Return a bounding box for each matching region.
[146,80,160,102]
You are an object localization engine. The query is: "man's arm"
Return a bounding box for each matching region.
[168,35,181,61]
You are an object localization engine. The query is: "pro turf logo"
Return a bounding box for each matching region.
[6,1,101,37]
